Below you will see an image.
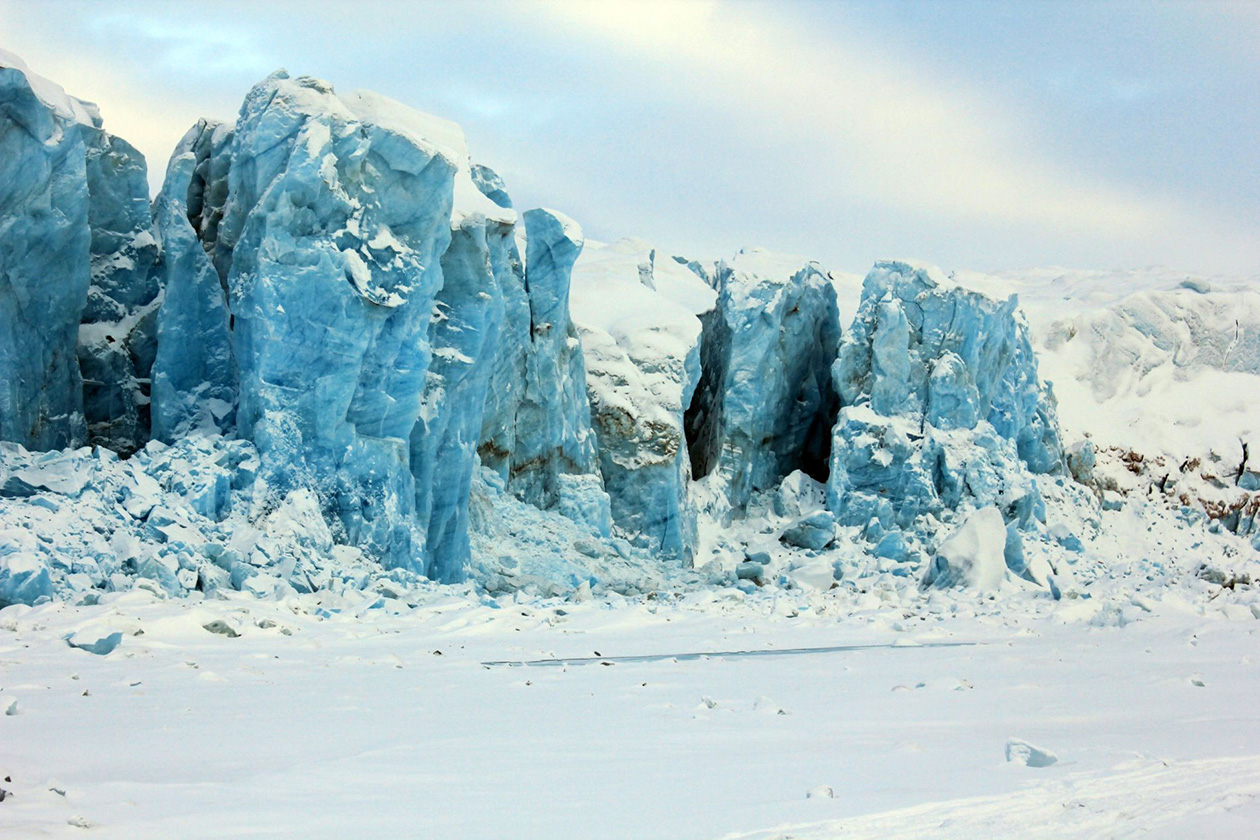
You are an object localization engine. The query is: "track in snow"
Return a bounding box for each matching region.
[481,640,984,667]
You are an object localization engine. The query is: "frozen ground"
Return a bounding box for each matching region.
[2,577,1258,839]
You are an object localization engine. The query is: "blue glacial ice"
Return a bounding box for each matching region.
[150,119,238,441]
[688,248,841,514]
[826,261,1065,575]
[0,50,95,451]
[0,53,1106,606]
[78,126,160,454]
[411,121,517,583]
[201,73,459,572]
[507,209,607,521]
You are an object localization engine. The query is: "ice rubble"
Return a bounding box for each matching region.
[0,436,430,608]
[1,53,1254,610]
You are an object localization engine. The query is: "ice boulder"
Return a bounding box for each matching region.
[780,510,837,551]
[0,51,96,450]
[827,261,1063,569]
[921,506,1008,589]
[571,238,716,560]
[0,551,53,607]
[685,248,841,513]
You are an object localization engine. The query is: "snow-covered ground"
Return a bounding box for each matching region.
[5,262,1260,838]
[3,543,1259,839]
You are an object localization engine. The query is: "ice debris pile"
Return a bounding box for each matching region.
[2,52,1249,610]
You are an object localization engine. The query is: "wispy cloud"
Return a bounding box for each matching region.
[540,1,1199,242]
[1,0,1255,274]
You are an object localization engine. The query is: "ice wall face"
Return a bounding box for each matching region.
[694,249,841,513]
[507,209,604,515]
[150,120,238,441]
[412,143,518,584]
[1,50,161,457]
[475,213,530,478]
[827,261,1064,571]
[0,52,95,451]
[78,131,160,454]
[572,239,717,560]
[413,221,501,582]
[212,74,459,571]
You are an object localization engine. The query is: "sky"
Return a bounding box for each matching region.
[2,0,1257,277]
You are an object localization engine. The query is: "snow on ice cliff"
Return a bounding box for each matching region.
[1,53,1258,610]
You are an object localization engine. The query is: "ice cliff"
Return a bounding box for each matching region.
[7,53,1213,610]
[828,261,1064,580]
[1,50,158,454]
[571,238,716,561]
[688,249,841,514]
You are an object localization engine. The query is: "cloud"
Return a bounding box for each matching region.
[540,0,1184,241]
[1,0,1255,273]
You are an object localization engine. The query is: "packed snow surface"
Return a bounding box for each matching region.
[3,559,1260,838]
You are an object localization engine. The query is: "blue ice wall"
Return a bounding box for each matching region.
[0,53,94,450]
[150,120,238,441]
[708,250,841,513]
[827,261,1063,565]
[213,74,459,570]
[78,130,160,454]
[508,208,603,511]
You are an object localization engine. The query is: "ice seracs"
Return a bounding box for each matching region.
[412,119,517,583]
[506,208,608,529]
[3,51,1257,608]
[687,248,841,514]
[150,120,237,442]
[827,261,1065,582]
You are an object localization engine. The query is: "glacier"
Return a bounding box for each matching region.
[2,51,1257,609]
[689,249,841,515]
[411,121,517,584]
[150,119,237,442]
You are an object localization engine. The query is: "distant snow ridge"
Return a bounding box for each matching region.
[1033,279,1260,547]
[2,52,1254,609]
